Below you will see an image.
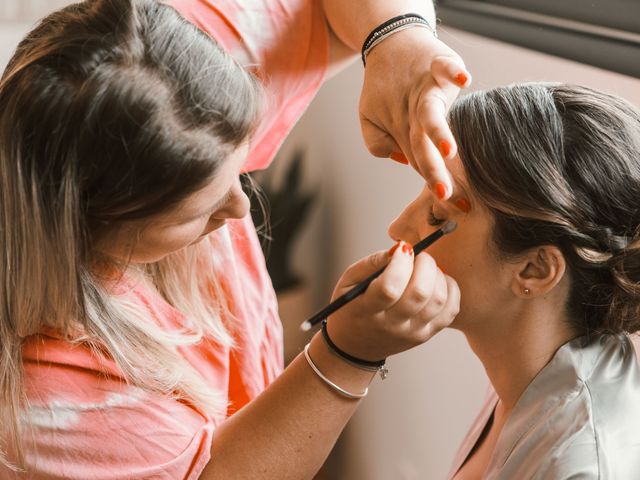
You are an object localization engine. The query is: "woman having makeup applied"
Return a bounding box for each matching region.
[0,0,466,477]
[389,83,640,479]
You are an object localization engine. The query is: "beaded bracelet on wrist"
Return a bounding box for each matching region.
[361,13,438,66]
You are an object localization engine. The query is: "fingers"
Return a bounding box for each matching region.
[415,275,461,340]
[360,116,408,165]
[411,58,472,198]
[328,247,461,359]
[361,56,472,198]
[431,54,472,90]
[364,242,415,311]
[410,98,452,191]
[388,252,445,321]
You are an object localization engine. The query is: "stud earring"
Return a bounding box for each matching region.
[523,288,531,295]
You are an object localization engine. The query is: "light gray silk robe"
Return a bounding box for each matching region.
[448,334,640,479]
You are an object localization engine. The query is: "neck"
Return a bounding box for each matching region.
[462,303,578,416]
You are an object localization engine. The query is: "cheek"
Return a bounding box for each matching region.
[137,220,208,257]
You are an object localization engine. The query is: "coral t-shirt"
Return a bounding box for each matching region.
[9,1,329,478]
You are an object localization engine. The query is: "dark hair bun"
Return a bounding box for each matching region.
[609,227,640,333]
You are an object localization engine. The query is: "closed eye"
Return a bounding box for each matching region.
[428,208,446,226]
[199,189,233,218]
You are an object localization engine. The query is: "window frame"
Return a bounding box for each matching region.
[437,0,640,78]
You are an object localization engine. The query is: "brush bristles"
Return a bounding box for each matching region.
[441,220,457,235]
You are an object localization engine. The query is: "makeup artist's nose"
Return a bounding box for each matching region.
[214,178,250,221]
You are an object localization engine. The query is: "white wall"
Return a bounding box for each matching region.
[279,27,640,480]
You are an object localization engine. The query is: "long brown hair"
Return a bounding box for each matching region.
[449,83,640,335]
[0,0,261,469]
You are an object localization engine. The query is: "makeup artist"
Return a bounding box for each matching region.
[162,2,471,476]
[0,0,468,477]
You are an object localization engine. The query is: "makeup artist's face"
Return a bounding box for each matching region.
[388,155,512,330]
[98,144,250,264]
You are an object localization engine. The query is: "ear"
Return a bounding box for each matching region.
[510,246,567,298]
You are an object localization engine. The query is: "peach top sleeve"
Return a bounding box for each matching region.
[8,2,329,478]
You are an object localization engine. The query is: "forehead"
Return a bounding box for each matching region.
[175,143,249,212]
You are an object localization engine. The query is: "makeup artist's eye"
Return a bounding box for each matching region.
[198,190,233,218]
[428,209,446,226]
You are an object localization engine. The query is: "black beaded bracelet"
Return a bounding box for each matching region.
[361,13,437,66]
[321,320,388,379]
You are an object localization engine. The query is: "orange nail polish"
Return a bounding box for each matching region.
[455,198,471,213]
[388,242,401,257]
[439,140,451,158]
[389,152,409,165]
[401,242,414,256]
[435,182,447,200]
[455,72,468,87]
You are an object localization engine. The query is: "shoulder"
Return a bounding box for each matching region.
[586,334,640,478]
[539,334,640,479]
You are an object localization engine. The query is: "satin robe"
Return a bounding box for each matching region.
[449,334,640,479]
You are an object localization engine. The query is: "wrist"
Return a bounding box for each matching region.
[308,333,376,396]
[361,14,438,66]
[364,26,444,69]
[321,320,389,379]
[322,1,435,53]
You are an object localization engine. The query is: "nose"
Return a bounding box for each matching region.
[216,179,250,220]
[388,209,410,243]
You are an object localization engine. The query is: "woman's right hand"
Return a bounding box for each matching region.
[326,241,460,362]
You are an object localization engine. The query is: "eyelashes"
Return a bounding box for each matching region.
[428,207,446,226]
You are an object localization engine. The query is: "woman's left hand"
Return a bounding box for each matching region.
[359,27,471,200]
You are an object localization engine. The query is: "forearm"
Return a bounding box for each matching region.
[321,0,436,53]
[200,333,376,479]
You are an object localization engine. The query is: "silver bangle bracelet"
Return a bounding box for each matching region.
[304,343,369,400]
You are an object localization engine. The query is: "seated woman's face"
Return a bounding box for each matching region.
[388,155,512,331]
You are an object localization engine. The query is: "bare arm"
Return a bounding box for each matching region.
[200,246,460,479]
[201,333,374,479]
[324,0,435,77]
[322,0,435,54]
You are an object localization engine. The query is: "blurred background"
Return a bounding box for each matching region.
[2,1,639,479]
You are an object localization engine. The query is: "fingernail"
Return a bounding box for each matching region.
[388,242,401,257]
[439,140,451,158]
[455,198,471,213]
[401,242,414,256]
[389,152,409,165]
[455,72,468,87]
[435,182,447,200]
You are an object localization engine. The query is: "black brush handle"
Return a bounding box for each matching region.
[303,226,449,330]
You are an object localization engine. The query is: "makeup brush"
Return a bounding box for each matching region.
[300,220,457,332]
